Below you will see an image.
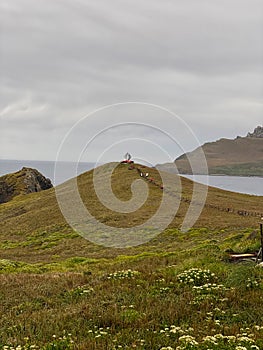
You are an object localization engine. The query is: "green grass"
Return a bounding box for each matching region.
[1,163,263,349]
[0,226,263,348]
[209,161,263,177]
[0,163,262,264]
[1,243,263,349]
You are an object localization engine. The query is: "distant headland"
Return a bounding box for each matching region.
[157,126,263,177]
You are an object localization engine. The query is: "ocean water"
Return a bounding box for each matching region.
[0,159,262,196]
[182,174,263,196]
[0,159,96,185]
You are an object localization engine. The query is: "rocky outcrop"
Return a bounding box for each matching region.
[0,167,53,204]
[247,126,263,138]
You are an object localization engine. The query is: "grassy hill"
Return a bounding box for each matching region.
[0,162,262,263]
[158,131,263,177]
[1,163,263,349]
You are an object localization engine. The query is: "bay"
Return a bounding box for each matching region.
[182,174,263,196]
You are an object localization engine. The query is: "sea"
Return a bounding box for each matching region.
[182,174,263,196]
[0,159,263,196]
[0,159,96,186]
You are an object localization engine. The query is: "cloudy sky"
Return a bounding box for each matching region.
[0,0,262,164]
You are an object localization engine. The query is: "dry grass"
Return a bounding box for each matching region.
[0,163,262,263]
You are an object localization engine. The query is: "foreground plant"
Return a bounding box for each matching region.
[106,269,140,280]
[2,332,74,350]
[177,268,216,287]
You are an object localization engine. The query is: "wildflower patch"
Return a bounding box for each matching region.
[106,269,140,280]
[177,268,217,287]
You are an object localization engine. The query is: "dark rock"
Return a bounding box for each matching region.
[247,125,263,138]
[0,167,53,204]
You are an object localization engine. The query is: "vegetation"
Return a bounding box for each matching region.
[0,163,263,349]
[0,163,262,263]
[1,242,263,349]
[209,161,263,177]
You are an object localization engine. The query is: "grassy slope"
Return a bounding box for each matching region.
[0,162,262,264]
[0,169,29,203]
[1,163,263,349]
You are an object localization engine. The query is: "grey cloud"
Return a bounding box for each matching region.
[0,0,262,161]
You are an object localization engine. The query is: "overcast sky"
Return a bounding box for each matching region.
[0,0,262,164]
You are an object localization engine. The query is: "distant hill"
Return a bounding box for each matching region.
[158,126,263,177]
[0,167,53,204]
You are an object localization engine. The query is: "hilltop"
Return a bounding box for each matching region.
[0,167,53,204]
[158,126,263,176]
[0,162,262,263]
